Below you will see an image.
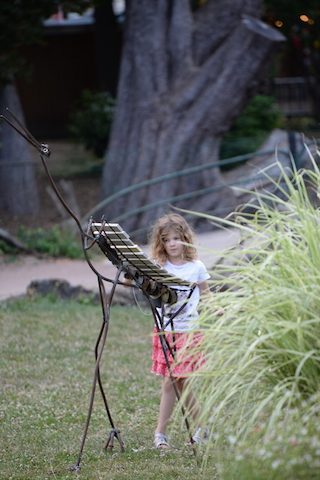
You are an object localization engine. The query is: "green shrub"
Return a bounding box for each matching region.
[68,90,115,158]
[220,94,283,166]
[17,225,83,258]
[0,239,17,255]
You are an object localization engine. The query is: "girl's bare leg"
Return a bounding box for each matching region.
[180,378,202,427]
[155,377,202,437]
[155,376,177,435]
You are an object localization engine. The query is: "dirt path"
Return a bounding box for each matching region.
[0,256,117,300]
[0,229,240,301]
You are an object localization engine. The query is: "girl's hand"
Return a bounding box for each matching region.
[122,275,133,287]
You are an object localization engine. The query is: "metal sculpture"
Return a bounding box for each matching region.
[0,109,198,471]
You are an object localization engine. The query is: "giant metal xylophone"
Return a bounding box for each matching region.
[0,109,198,471]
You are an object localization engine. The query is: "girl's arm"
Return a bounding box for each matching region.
[199,281,212,299]
[199,281,224,315]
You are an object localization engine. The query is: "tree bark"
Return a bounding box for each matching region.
[0,81,39,215]
[100,0,285,238]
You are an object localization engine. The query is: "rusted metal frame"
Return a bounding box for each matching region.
[93,279,116,430]
[72,266,124,471]
[39,152,89,234]
[96,277,125,452]
[0,111,129,469]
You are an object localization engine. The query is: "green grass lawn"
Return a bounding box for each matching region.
[0,298,217,480]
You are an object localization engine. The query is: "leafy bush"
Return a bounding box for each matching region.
[17,225,83,258]
[0,239,16,255]
[68,90,115,158]
[220,94,283,165]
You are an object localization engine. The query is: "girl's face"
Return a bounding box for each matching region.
[162,230,184,263]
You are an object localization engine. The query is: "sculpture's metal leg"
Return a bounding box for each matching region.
[104,428,124,451]
[96,272,125,452]
[71,267,124,471]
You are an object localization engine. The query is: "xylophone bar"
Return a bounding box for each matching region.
[91,222,191,287]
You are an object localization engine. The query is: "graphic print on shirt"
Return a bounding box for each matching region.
[163,288,190,321]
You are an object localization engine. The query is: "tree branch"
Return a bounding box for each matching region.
[171,15,285,137]
[0,227,33,253]
[192,0,264,65]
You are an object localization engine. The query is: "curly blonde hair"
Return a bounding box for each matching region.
[149,213,197,265]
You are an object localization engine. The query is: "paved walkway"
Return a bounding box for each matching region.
[0,228,239,301]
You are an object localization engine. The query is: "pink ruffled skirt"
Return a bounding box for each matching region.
[151,326,205,378]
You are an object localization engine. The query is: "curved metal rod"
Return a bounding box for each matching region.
[0,108,51,157]
[72,267,124,470]
[94,279,116,430]
[39,154,86,233]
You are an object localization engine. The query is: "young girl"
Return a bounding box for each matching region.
[149,213,211,449]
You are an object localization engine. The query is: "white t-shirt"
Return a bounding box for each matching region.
[158,259,210,332]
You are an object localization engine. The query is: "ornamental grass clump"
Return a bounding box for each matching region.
[220,393,320,480]
[185,146,320,450]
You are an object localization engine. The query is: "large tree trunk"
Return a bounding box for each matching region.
[100,0,285,238]
[0,81,39,214]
